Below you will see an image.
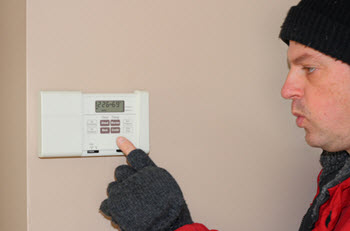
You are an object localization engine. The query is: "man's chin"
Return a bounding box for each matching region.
[305,134,342,152]
[304,133,324,149]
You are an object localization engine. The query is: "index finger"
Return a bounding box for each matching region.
[116,137,136,156]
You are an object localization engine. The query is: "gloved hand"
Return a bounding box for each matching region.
[100,138,193,231]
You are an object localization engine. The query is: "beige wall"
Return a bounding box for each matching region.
[0,0,27,230]
[27,0,322,230]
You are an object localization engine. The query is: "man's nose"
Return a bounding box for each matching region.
[281,71,304,100]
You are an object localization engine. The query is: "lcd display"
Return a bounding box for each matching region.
[95,101,124,112]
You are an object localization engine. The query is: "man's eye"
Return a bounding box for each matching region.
[308,67,316,73]
[303,67,316,73]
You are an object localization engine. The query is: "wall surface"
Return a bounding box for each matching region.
[27,0,322,230]
[0,0,27,230]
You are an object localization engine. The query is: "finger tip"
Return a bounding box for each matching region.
[116,136,126,146]
[116,137,136,155]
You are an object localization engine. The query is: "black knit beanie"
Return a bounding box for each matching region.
[279,0,350,65]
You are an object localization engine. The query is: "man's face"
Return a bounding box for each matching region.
[281,41,350,152]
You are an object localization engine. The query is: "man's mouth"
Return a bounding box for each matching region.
[292,112,305,127]
[296,116,305,127]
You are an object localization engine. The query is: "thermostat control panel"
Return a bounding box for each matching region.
[39,91,149,158]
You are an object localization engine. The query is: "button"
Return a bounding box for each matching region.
[124,122,133,127]
[124,119,132,123]
[111,120,120,126]
[111,127,120,133]
[100,120,110,126]
[124,127,134,133]
[87,120,97,125]
[100,127,110,134]
[87,127,97,133]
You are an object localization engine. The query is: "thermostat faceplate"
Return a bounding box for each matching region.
[39,91,149,157]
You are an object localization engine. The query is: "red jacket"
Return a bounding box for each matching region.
[312,170,350,230]
[175,223,218,231]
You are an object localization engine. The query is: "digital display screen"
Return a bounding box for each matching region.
[95,101,125,113]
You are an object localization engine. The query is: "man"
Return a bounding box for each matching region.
[280,0,350,230]
[100,0,350,230]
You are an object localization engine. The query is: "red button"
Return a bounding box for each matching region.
[100,120,110,126]
[100,128,110,134]
[111,127,120,133]
[111,120,120,126]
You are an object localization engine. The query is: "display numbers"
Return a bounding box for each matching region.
[95,100,125,112]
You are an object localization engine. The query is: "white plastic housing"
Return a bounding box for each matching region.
[39,91,149,157]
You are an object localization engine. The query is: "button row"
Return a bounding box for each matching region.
[87,119,133,126]
[100,120,120,126]
[88,126,133,134]
[101,127,120,134]
[101,127,134,134]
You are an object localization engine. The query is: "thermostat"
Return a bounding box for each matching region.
[39,91,149,157]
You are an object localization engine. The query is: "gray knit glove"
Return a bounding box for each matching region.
[100,149,193,231]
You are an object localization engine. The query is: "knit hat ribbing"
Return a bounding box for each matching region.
[279,0,350,65]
